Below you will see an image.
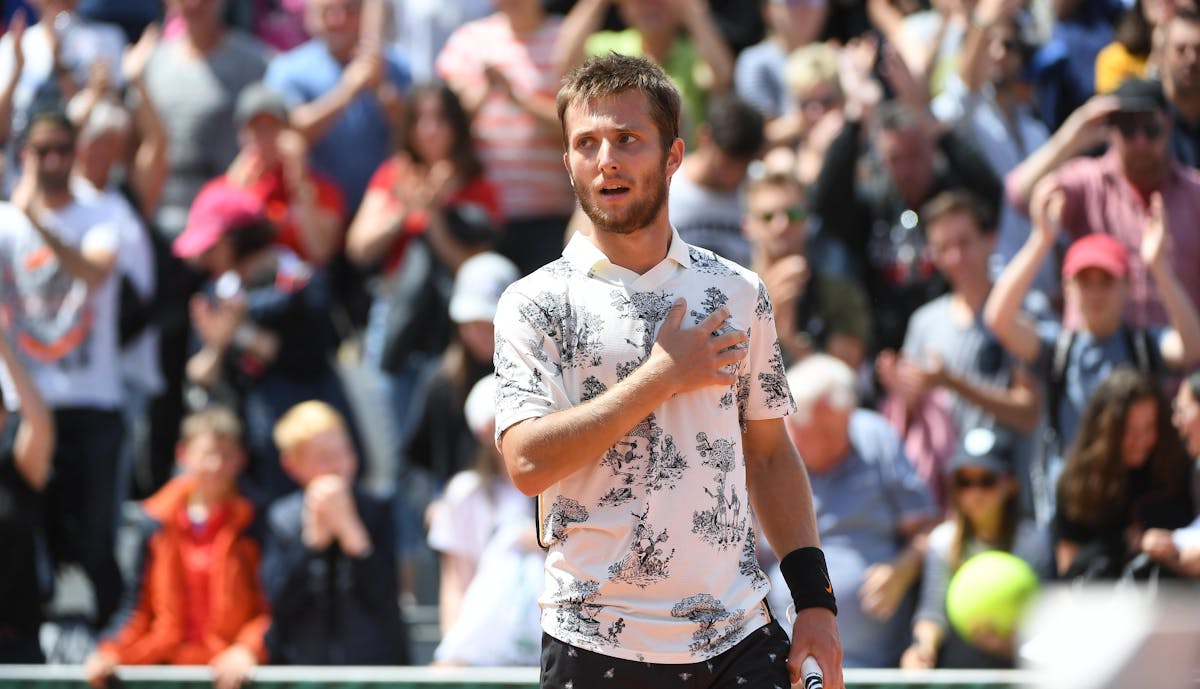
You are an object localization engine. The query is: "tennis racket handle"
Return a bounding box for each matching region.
[801,656,823,689]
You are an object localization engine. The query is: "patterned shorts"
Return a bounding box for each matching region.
[539,620,792,689]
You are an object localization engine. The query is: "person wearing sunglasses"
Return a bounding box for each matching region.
[1003,77,1200,332]
[744,171,869,369]
[901,428,1052,670]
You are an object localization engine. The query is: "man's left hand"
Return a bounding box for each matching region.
[788,607,843,689]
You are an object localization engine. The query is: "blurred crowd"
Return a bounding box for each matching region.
[1,0,1200,681]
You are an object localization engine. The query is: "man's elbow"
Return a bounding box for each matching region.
[504,453,547,497]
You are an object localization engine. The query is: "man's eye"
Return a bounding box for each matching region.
[618,134,636,144]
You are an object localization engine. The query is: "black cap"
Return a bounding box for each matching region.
[1113,78,1167,114]
[235,82,289,129]
[949,428,1016,476]
[445,202,498,244]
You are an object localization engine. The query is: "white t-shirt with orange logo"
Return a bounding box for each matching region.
[494,229,796,663]
[0,199,121,409]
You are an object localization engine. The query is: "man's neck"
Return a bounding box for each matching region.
[590,221,673,275]
[954,278,992,314]
[793,430,849,475]
[40,189,72,210]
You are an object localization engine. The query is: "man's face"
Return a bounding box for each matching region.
[1109,110,1170,178]
[24,120,75,193]
[744,183,807,258]
[563,90,682,236]
[986,24,1025,88]
[306,0,361,54]
[880,126,933,206]
[926,211,994,289]
[1165,18,1200,99]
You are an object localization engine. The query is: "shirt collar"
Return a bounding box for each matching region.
[562,226,693,277]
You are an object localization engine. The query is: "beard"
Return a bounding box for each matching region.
[573,162,669,236]
[37,170,70,194]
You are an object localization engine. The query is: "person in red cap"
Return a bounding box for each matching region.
[984,180,1200,522]
[173,178,359,506]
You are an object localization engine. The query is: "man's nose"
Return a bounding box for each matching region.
[597,139,619,171]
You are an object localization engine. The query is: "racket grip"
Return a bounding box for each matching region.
[801,656,823,689]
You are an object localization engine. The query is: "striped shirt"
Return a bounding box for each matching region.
[436,13,575,222]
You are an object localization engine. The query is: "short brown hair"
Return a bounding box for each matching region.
[920,190,996,237]
[556,53,681,152]
[180,406,243,443]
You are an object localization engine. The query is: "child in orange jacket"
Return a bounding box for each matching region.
[85,407,269,689]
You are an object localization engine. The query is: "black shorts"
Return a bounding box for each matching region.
[540,620,791,689]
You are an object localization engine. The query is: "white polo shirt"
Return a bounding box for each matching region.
[494,228,796,663]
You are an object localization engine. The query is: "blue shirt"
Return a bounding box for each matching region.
[265,40,411,210]
[1035,322,1167,453]
[808,410,936,668]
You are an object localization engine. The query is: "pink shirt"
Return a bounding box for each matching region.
[1053,151,1200,328]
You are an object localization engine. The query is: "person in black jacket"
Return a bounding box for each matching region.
[808,47,1003,355]
[0,324,55,663]
[260,400,408,665]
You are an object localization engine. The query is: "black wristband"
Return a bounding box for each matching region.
[780,546,837,616]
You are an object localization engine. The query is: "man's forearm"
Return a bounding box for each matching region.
[502,358,676,496]
[745,421,821,557]
[30,221,112,290]
[938,369,1039,432]
[291,82,358,143]
[1152,261,1200,367]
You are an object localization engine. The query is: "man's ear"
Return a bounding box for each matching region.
[665,137,685,178]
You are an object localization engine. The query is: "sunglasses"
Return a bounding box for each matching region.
[953,473,1000,490]
[29,142,73,158]
[1111,117,1164,140]
[756,206,806,224]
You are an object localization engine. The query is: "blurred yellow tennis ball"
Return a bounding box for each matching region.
[946,551,1039,643]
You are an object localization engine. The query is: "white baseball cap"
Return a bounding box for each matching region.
[463,374,497,438]
[449,252,520,324]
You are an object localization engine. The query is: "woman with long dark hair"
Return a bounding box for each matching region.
[1054,367,1193,579]
[902,429,1052,669]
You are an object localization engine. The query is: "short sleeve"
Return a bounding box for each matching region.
[740,279,797,422]
[264,55,307,108]
[366,159,398,193]
[492,285,574,442]
[1051,160,1093,239]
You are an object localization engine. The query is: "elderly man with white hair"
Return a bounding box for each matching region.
[779,354,939,668]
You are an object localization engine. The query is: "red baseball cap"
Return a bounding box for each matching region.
[1062,233,1129,280]
[173,179,265,259]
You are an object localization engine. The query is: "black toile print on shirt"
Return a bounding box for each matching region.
[607,504,676,588]
[691,433,746,550]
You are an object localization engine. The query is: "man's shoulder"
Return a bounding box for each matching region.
[684,243,758,285]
